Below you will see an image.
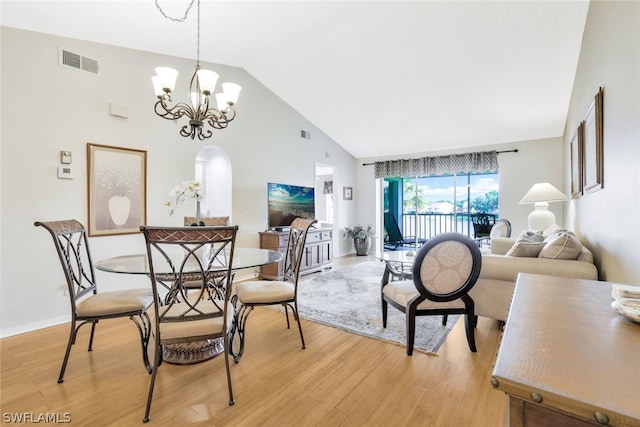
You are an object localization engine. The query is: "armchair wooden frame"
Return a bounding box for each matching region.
[381,232,482,355]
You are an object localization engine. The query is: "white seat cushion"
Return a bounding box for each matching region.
[236,280,295,304]
[383,280,465,310]
[76,288,153,317]
[158,300,234,341]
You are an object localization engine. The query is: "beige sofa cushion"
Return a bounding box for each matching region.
[539,231,583,260]
[506,241,546,257]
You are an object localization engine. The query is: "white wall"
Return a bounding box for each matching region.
[0,27,356,336]
[355,1,640,286]
[355,138,565,253]
[563,1,640,283]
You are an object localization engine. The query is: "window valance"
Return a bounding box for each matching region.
[374,150,498,178]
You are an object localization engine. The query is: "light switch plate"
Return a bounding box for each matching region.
[57,166,74,179]
[60,150,72,164]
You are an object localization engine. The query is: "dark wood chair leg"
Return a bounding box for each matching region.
[381,298,388,328]
[464,314,477,352]
[406,306,417,356]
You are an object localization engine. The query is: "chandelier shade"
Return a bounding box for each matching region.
[151,0,241,141]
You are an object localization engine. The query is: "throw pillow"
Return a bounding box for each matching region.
[539,231,583,260]
[506,241,547,257]
[542,224,563,238]
[517,229,544,242]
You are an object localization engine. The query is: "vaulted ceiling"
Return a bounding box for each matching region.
[1,0,590,158]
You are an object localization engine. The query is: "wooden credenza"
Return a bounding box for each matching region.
[258,228,333,280]
[492,273,640,427]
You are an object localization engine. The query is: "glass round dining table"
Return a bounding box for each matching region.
[95,248,283,365]
[95,247,283,275]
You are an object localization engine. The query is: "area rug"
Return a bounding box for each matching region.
[295,261,459,354]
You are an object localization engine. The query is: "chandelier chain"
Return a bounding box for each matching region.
[155,0,200,64]
[154,0,195,22]
[196,0,201,65]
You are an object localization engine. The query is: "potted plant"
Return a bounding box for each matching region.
[344,224,376,256]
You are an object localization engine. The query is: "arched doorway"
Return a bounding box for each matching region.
[195,145,232,221]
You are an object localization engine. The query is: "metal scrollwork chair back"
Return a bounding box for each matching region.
[34,219,153,383]
[230,218,317,363]
[140,225,238,423]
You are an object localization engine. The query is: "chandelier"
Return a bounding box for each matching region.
[151,0,241,140]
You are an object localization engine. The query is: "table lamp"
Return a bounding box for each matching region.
[519,183,569,230]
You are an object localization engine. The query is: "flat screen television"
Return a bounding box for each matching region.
[267,182,315,229]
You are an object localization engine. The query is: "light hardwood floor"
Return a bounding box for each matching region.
[1,255,506,426]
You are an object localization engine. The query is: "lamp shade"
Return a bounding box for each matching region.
[519,183,569,204]
[520,183,569,230]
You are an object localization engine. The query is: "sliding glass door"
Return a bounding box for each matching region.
[383,172,499,250]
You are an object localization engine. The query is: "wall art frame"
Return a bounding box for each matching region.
[570,123,584,198]
[343,186,353,200]
[87,143,147,236]
[582,87,604,194]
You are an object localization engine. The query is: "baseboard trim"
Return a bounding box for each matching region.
[1,315,70,339]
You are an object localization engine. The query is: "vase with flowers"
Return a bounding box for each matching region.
[165,181,205,224]
[344,224,375,256]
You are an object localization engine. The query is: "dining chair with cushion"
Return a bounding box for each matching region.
[381,232,482,355]
[140,225,238,423]
[476,218,511,248]
[230,218,317,363]
[34,219,153,383]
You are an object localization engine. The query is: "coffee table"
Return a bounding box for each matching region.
[375,250,417,285]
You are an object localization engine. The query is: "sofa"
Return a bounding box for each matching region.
[469,228,599,322]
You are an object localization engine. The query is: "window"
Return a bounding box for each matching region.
[384,172,499,245]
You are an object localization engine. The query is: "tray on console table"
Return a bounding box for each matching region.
[492,273,640,427]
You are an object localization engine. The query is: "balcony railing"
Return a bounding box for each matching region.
[398,213,495,243]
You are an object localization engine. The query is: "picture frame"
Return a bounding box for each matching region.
[87,143,147,236]
[343,186,353,200]
[582,87,604,194]
[570,123,584,198]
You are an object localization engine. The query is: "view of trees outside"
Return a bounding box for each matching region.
[402,173,499,215]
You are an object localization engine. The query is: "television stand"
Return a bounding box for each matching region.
[258,228,333,280]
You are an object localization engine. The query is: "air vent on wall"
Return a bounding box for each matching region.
[58,47,100,75]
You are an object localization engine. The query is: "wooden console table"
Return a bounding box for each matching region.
[258,228,333,280]
[492,273,640,426]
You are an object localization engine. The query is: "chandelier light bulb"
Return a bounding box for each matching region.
[151,76,166,98]
[196,69,219,95]
[221,82,242,105]
[154,67,179,93]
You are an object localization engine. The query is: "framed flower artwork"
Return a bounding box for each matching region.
[87,143,147,236]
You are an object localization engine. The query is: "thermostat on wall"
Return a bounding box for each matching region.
[57,166,74,179]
